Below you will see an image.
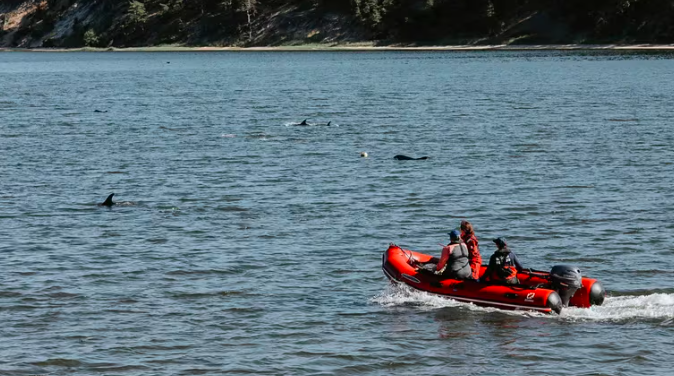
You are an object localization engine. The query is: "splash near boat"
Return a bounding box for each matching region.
[382,244,605,314]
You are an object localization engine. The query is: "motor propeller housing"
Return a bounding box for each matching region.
[550,265,583,307]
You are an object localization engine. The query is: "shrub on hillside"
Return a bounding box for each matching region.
[83,28,99,46]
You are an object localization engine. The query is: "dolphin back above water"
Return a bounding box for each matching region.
[394,155,429,160]
[292,119,332,126]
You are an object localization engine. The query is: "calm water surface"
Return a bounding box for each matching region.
[1,51,674,375]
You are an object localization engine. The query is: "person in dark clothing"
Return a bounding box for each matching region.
[481,237,524,285]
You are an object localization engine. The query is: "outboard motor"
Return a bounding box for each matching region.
[550,265,583,307]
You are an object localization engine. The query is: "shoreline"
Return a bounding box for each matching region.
[2,44,674,52]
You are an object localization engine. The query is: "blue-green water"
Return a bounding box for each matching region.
[1,51,673,375]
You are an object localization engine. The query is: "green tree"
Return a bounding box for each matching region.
[83,28,99,46]
[127,1,148,25]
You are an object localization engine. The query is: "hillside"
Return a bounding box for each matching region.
[2,0,674,48]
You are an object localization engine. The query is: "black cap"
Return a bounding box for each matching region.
[492,237,507,248]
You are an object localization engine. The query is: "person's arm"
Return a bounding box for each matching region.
[436,246,451,272]
[511,252,524,272]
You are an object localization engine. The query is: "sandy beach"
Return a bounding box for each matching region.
[2,44,674,52]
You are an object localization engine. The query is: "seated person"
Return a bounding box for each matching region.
[417,230,472,280]
[482,237,524,285]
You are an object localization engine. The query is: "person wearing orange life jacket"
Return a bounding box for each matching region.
[481,237,524,285]
[460,220,482,281]
[434,230,472,279]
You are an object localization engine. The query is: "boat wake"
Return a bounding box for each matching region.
[560,293,674,323]
[372,285,674,323]
[372,284,465,310]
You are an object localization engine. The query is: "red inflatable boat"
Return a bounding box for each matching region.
[382,244,605,314]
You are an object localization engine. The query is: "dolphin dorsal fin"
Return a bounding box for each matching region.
[102,193,115,206]
[300,119,308,125]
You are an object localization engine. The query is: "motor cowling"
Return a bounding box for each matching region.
[550,265,582,307]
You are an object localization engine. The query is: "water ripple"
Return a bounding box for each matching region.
[1,50,673,376]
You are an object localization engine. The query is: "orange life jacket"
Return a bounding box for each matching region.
[462,234,482,279]
[461,233,481,262]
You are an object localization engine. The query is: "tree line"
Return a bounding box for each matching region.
[2,0,674,47]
